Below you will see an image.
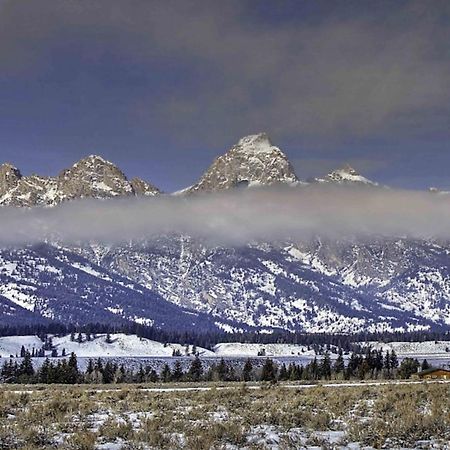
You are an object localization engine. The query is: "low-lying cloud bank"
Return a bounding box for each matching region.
[1,186,450,246]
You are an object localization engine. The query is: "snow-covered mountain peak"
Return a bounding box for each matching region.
[130,177,161,196]
[0,162,21,174]
[66,154,117,172]
[184,133,300,193]
[0,156,161,206]
[236,132,274,154]
[57,154,133,200]
[315,164,378,186]
[0,163,22,195]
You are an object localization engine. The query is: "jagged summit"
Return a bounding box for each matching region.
[76,154,108,163]
[57,154,133,201]
[0,163,22,196]
[236,132,275,154]
[185,133,300,194]
[69,154,112,171]
[0,162,21,172]
[315,164,378,186]
[0,155,160,207]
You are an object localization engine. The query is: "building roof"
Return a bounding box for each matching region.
[417,367,450,376]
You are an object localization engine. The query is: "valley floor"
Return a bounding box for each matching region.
[1,380,449,449]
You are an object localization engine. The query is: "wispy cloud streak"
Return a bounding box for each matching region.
[1,186,450,246]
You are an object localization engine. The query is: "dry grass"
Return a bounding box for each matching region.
[0,381,448,448]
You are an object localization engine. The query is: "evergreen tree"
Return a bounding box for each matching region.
[390,350,399,372]
[161,364,172,383]
[216,358,229,381]
[374,350,384,378]
[320,352,332,379]
[39,358,51,384]
[421,359,430,371]
[95,358,103,373]
[187,356,203,381]
[172,361,184,381]
[309,357,320,380]
[19,351,34,380]
[333,349,345,377]
[242,359,253,382]
[278,363,288,381]
[261,358,277,382]
[136,365,145,383]
[67,352,79,383]
[102,361,115,384]
[288,363,302,381]
[384,350,392,377]
[398,358,420,379]
[86,359,94,374]
[148,369,159,383]
[346,352,360,379]
[1,359,16,383]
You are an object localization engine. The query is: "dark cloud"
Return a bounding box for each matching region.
[0,0,449,190]
[1,0,449,142]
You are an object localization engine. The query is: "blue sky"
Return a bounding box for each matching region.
[0,0,449,191]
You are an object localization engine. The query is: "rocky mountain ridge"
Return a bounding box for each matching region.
[0,133,386,206]
[0,155,160,207]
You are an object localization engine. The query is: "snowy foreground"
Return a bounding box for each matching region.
[1,381,449,449]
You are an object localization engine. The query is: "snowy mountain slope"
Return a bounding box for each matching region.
[0,244,237,332]
[69,236,448,333]
[2,235,450,333]
[0,293,51,326]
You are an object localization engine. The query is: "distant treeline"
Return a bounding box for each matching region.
[0,322,449,350]
[0,347,431,385]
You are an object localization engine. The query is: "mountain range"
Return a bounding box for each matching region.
[1,133,450,334]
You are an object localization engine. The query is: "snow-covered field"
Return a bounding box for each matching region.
[365,340,450,359]
[0,333,214,358]
[0,335,43,358]
[214,342,316,357]
[2,334,450,367]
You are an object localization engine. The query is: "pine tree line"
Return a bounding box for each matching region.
[0,349,431,385]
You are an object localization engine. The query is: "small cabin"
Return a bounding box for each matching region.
[413,367,450,380]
